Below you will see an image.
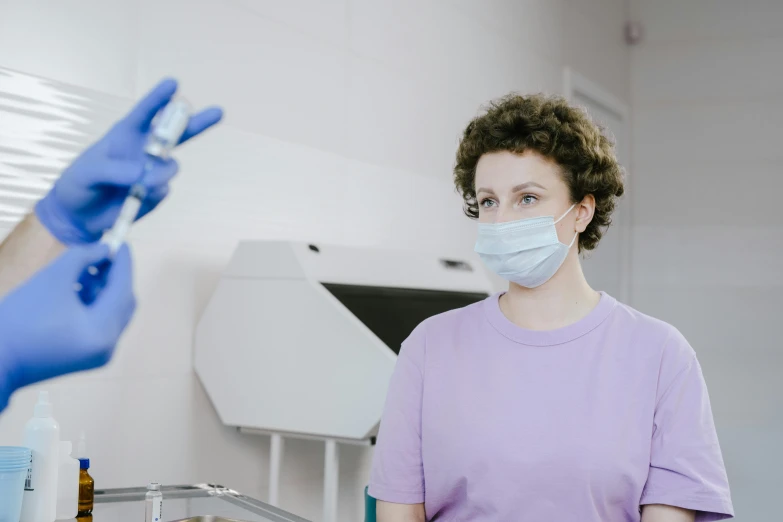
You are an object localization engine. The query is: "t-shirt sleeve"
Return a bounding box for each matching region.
[368,324,426,504]
[640,329,734,521]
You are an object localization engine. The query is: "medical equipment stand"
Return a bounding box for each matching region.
[241,428,374,522]
[269,433,284,507]
[323,439,339,522]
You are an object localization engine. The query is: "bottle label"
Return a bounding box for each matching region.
[24,454,33,491]
[152,497,162,522]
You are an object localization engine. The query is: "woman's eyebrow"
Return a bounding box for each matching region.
[511,182,546,192]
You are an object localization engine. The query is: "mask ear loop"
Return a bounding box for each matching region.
[554,203,579,248]
[554,203,578,224]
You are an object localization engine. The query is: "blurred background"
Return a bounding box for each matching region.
[0,0,780,520]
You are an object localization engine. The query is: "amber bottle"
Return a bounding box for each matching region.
[77,458,94,516]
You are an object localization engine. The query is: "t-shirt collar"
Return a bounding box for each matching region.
[483,291,618,346]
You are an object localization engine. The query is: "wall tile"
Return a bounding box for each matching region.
[136,0,348,156]
[234,0,347,47]
[563,5,631,102]
[349,0,528,109]
[632,225,783,288]
[450,0,565,65]
[0,0,138,97]
[633,37,783,104]
[632,0,783,43]
[633,101,783,165]
[631,160,783,226]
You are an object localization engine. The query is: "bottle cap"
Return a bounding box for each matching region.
[147,482,161,491]
[33,391,52,418]
[80,458,90,469]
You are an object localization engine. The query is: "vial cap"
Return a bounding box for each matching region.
[147,482,161,491]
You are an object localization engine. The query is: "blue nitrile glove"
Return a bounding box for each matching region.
[35,78,223,245]
[0,243,135,412]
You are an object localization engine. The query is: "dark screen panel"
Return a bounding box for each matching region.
[322,284,488,355]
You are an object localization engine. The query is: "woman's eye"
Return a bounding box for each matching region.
[480,199,496,208]
[520,195,537,205]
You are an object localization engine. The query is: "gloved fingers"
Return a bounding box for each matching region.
[90,244,136,334]
[136,184,170,221]
[81,157,175,192]
[80,197,127,235]
[54,242,112,281]
[178,106,224,145]
[84,159,146,188]
[124,78,179,132]
[139,157,179,187]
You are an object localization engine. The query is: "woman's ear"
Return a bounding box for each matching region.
[575,195,596,233]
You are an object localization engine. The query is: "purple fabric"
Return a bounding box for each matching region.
[370,293,733,521]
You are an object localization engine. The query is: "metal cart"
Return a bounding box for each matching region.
[91,484,311,522]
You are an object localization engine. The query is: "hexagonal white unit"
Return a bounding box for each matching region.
[194,241,491,441]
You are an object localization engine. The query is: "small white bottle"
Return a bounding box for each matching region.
[56,441,80,519]
[20,391,60,522]
[145,482,163,522]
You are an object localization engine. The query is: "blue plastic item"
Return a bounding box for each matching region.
[365,486,377,522]
[0,446,31,522]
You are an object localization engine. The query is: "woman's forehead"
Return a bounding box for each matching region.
[475,151,564,190]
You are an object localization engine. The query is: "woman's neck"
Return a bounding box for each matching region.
[499,252,600,331]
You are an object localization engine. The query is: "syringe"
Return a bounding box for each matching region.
[75,99,192,304]
[103,98,192,254]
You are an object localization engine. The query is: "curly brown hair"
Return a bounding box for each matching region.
[454,93,624,252]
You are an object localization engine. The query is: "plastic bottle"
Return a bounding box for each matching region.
[75,430,87,459]
[57,441,80,519]
[20,391,60,522]
[77,458,94,516]
[145,482,163,522]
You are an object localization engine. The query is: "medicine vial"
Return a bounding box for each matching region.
[77,458,94,516]
[144,98,191,159]
[144,483,163,522]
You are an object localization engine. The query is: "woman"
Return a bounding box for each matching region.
[369,94,733,521]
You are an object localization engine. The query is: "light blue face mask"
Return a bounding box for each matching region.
[474,204,577,288]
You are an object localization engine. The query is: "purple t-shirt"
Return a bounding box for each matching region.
[370,292,733,521]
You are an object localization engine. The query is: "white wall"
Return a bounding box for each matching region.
[629,1,783,519]
[0,1,630,520]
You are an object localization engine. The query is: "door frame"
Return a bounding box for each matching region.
[563,67,633,304]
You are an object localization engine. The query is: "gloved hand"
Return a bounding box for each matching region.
[0,243,135,411]
[35,78,223,245]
